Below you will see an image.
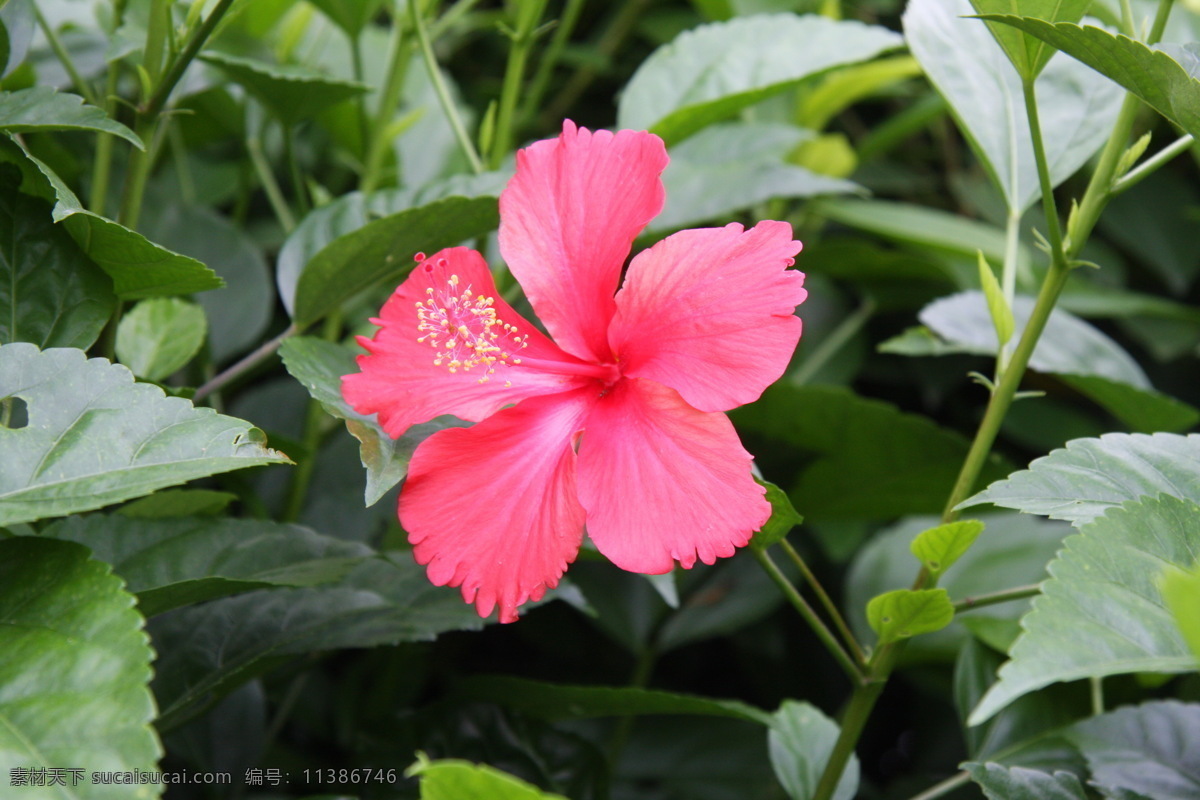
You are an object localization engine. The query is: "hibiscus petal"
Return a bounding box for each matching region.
[608,221,806,412]
[343,247,589,438]
[499,120,668,363]
[400,390,594,623]
[577,378,770,574]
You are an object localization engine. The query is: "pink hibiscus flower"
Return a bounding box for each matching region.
[343,121,807,623]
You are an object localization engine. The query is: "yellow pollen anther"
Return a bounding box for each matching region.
[415,274,529,382]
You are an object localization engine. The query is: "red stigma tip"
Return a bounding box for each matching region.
[414,252,426,262]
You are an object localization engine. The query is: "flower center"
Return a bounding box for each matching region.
[414,256,528,384]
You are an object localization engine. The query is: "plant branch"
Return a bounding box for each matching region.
[953,583,1040,612]
[35,7,99,106]
[193,324,298,403]
[361,10,415,193]
[519,0,586,127]
[752,548,866,683]
[411,0,484,174]
[142,0,237,119]
[812,646,895,800]
[1111,134,1194,196]
[489,0,548,168]
[906,771,972,800]
[1022,79,1066,266]
[778,540,866,663]
[791,298,875,386]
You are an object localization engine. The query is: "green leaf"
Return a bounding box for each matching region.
[408,754,567,800]
[139,202,271,362]
[964,432,1200,525]
[1057,374,1200,434]
[969,496,1200,725]
[276,173,508,315]
[750,479,803,551]
[796,55,923,130]
[7,139,223,299]
[150,556,496,728]
[0,0,33,79]
[848,513,1067,662]
[815,197,1035,272]
[452,676,773,726]
[0,343,290,526]
[651,122,861,232]
[307,0,387,36]
[0,86,141,147]
[0,537,160,798]
[0,167,115,349]
[910,519,986,579]
[1099,171,1200,296]
[903,0,1123,213]
[978,253,1015,347]
[292,195,501,327]
[964,763,1087,800]
[768,701,859,800]
[1160,561,1200,664]
[200,52,369,126]
[866,588,956,643]
[968,0,1091,79]
[617,13,903,145]
[1066,700,1200,800]
[115,298,207,382]
[117,489,236,518]
[733,384,1013,520]
[974,17,1200,139]
[41,514,370,616]
[280,336,465,505]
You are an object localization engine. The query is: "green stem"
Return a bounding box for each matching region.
[607,646,657,760]
[778,540,867,663]
[361,10,414,193]
[812,647,894,800]
[1090,676,1105,715]
[541,0,650,126]
[1111,134,1194,196]
[117,116,159,228]
[35,7,99,106]
[282,123,308,216]
[953,583,1040,612]
[905,771,972,800]
[193,324,298,403]
[519,0,586,128]
[753,549,866,683]
[349,32,372,159]
[283,313,341,521]
[247,130,296,232]
[411,0,484,174]
[142,0,238,118]
[90,67,122,215]
[1022,79,1066,266]
[790,299,875,386]
[489,1,548,168]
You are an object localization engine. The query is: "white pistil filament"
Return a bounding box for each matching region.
[415,273,528,384]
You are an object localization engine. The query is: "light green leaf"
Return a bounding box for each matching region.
[8,138,223,299]
[0,537,160,800]
[973,18,1200,139]
[307,0,387,36]
[965,763,1087,800]
[920,291,1149,387]
[968,0,1092,79]
[1066,700,1200,800]
[275,171,507,315]
[1057,374,1200,434]
[280,336,464,505]
[0,343,290,526]
[796,55,923,130]
[292,195,500,327]
[408,754,567,800]
[769,701,859,800]
[963,432,1200,525]
[0,86,141,147]
[733,384,1013,520]
[617,13,903,145]
[848,513,1067,662]
[150,556,496,729]
[1160,561,1200,664]
[750,480,803,551]
[910,519,986,578]
[969,496,1200,725]
[452,676,773,726]
[815,197,1035,272]
[978,252,1015,347]
[200,52,369,126]
[903,0,1124,213]
[867,588,956,643]
[652,122,861,232]
[0,166,114,350]
[0,0,33,79]
[115,298,207,382]
[41,514,370,616]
